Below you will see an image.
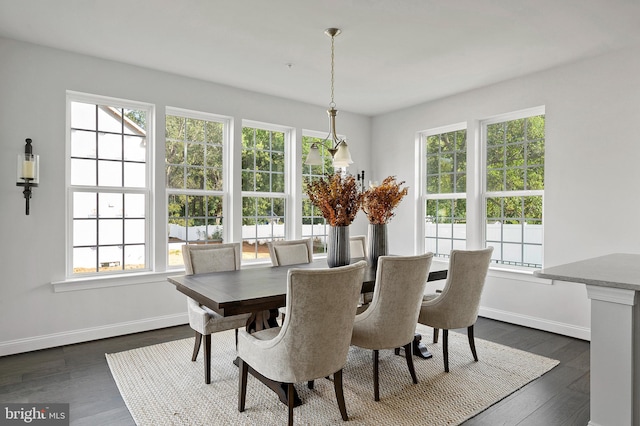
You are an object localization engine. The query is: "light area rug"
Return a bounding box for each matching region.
[106,324,558,425]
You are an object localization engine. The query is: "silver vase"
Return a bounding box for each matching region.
[367,223,388,267]
[327,226,350,268]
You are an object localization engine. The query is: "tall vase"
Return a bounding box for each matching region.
[367,223,388,267]
[327,225,350,268]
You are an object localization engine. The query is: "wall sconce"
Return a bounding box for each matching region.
[16,138,39,215]
[356,170,366,193]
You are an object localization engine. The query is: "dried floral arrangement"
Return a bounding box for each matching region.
[362,176,409,224]
[305,173,361,226]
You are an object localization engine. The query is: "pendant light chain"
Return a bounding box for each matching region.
[330,33,336,109]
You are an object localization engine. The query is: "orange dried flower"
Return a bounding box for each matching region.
[362,176,408,224]
[305,173,361,226]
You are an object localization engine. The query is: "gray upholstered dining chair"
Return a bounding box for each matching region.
[350,253,433,401]
[237,261,367,426]
[267,238,314,322]
[418,247,493,372]
[181,243,251,384]
[349,235,367,259]
[267,238,314,266]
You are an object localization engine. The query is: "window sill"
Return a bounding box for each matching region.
[487,265,551,285]
[51,270,182,293]
[51,259,278,293]
[430,258,552,285]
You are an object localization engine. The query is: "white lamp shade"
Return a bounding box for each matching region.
[304,144,324,166]
[332,141,353,168]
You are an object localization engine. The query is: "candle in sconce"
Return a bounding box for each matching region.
[22,155,35,179]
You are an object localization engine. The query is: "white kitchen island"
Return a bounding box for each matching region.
[535,253,640,426]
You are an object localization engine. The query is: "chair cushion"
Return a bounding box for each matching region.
[274,244,310,266]
[190,247,237,274]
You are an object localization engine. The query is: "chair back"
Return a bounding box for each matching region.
[267,238,314,266]
[353,254,433,349]
[349,235,367,259]
[422,248,493,329]
[262,261,366,382]
[181,243,241,275]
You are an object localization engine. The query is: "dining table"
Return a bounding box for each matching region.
[168,257,448,405]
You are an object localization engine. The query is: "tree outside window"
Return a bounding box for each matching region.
[484,113,545,268]
[166,111,227,267]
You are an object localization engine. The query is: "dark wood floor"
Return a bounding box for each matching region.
[0,317,590,425]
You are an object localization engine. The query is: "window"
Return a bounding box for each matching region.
[241,123,289,261]
[67,92,152,275]
[301,133,335,255]
[422,126,467,258]
[483,111,545,268]
[166,109,229,267]
[419,107,545,270]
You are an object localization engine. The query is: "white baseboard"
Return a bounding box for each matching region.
[1,308,589,357]
[479,306,591,341]
[0,313,189,357]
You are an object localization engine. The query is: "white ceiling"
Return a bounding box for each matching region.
[1,0,640,116]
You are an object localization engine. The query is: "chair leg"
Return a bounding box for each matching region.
[403,342,418,384]
[238,358,248,412]
[204,334,212,384]
[373,349,380,401]
[287,383,295,426]
[235,329,239,349]
[333,369,348,421]
[191,331,202,362]
[468,325,478,362]
[443,329,449,373]
[433,327,440,343]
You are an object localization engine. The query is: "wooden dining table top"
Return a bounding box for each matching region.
[168,258,448,318]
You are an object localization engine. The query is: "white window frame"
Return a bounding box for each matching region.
[415,122,467,256]
[165,107,232,269]
[480,106,545,269]
[416,107,545,272]
[65,91,155,277]
[240,120,294,263]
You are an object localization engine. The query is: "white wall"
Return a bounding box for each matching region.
[371,45,640,340]
[0,38,371,355]
[3,37,639,354]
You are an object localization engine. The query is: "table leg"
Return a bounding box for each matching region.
[247,309,280,333]
[394,333,433,359]
[412,333,433,359]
